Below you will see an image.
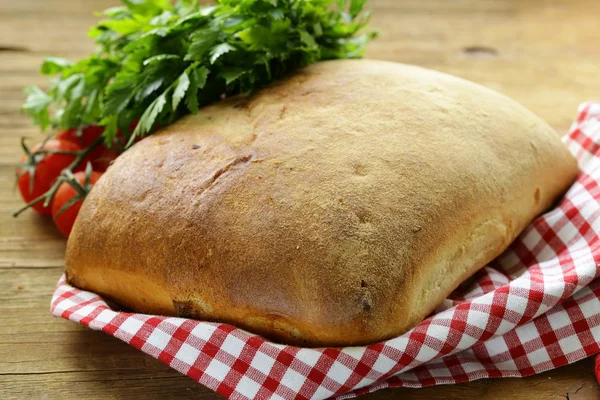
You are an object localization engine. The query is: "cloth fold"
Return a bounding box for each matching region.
[52,102,600,399]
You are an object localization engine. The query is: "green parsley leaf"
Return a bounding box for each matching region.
[185,66,209,114]
[299,30,318,49]
[219,68,247,85]
[22,87,52,130]
[172,70,190,110]
[40,57,73,75]
[209,43,236,64]
[132,91,167,142]
[350,0,368,17]
[185,29,219,61]
[143,54,181,66]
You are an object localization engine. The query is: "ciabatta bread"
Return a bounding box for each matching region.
[65,60,579,347]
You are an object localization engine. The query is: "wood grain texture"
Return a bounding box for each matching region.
[0,0,599,399]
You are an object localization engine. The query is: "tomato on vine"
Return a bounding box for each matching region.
[58,123,135,172]
[55,126,104,148]
[52,169,103,237]
[16,139,83,215]
[91,147,120,172]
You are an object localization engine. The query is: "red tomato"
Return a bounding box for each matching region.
[57,125,124,171]
[55,125,104,147]
[57,122,147,149]
[130,119,140,133]
[17,139,83,215]
[91,147,120,172]
[114,120,142,146]
[52,171,103,237]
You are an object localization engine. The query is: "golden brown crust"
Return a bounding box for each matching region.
[65,59,579,347]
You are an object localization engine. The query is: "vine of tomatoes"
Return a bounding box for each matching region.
[15,126,121,237]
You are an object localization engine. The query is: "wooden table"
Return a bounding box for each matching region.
[1,0,599,398]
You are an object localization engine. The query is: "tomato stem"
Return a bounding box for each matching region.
[12,193,48,217]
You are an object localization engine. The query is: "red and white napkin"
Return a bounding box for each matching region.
[52,102,600,399]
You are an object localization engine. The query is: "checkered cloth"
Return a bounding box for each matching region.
[51,102,600,399]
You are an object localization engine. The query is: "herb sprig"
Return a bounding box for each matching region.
[22,0,376,147]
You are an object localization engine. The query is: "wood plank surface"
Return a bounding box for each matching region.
[1,0,599,399]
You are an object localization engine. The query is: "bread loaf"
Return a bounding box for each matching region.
[65,59,579,347]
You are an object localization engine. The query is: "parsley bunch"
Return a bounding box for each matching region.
[22,0,376,147]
